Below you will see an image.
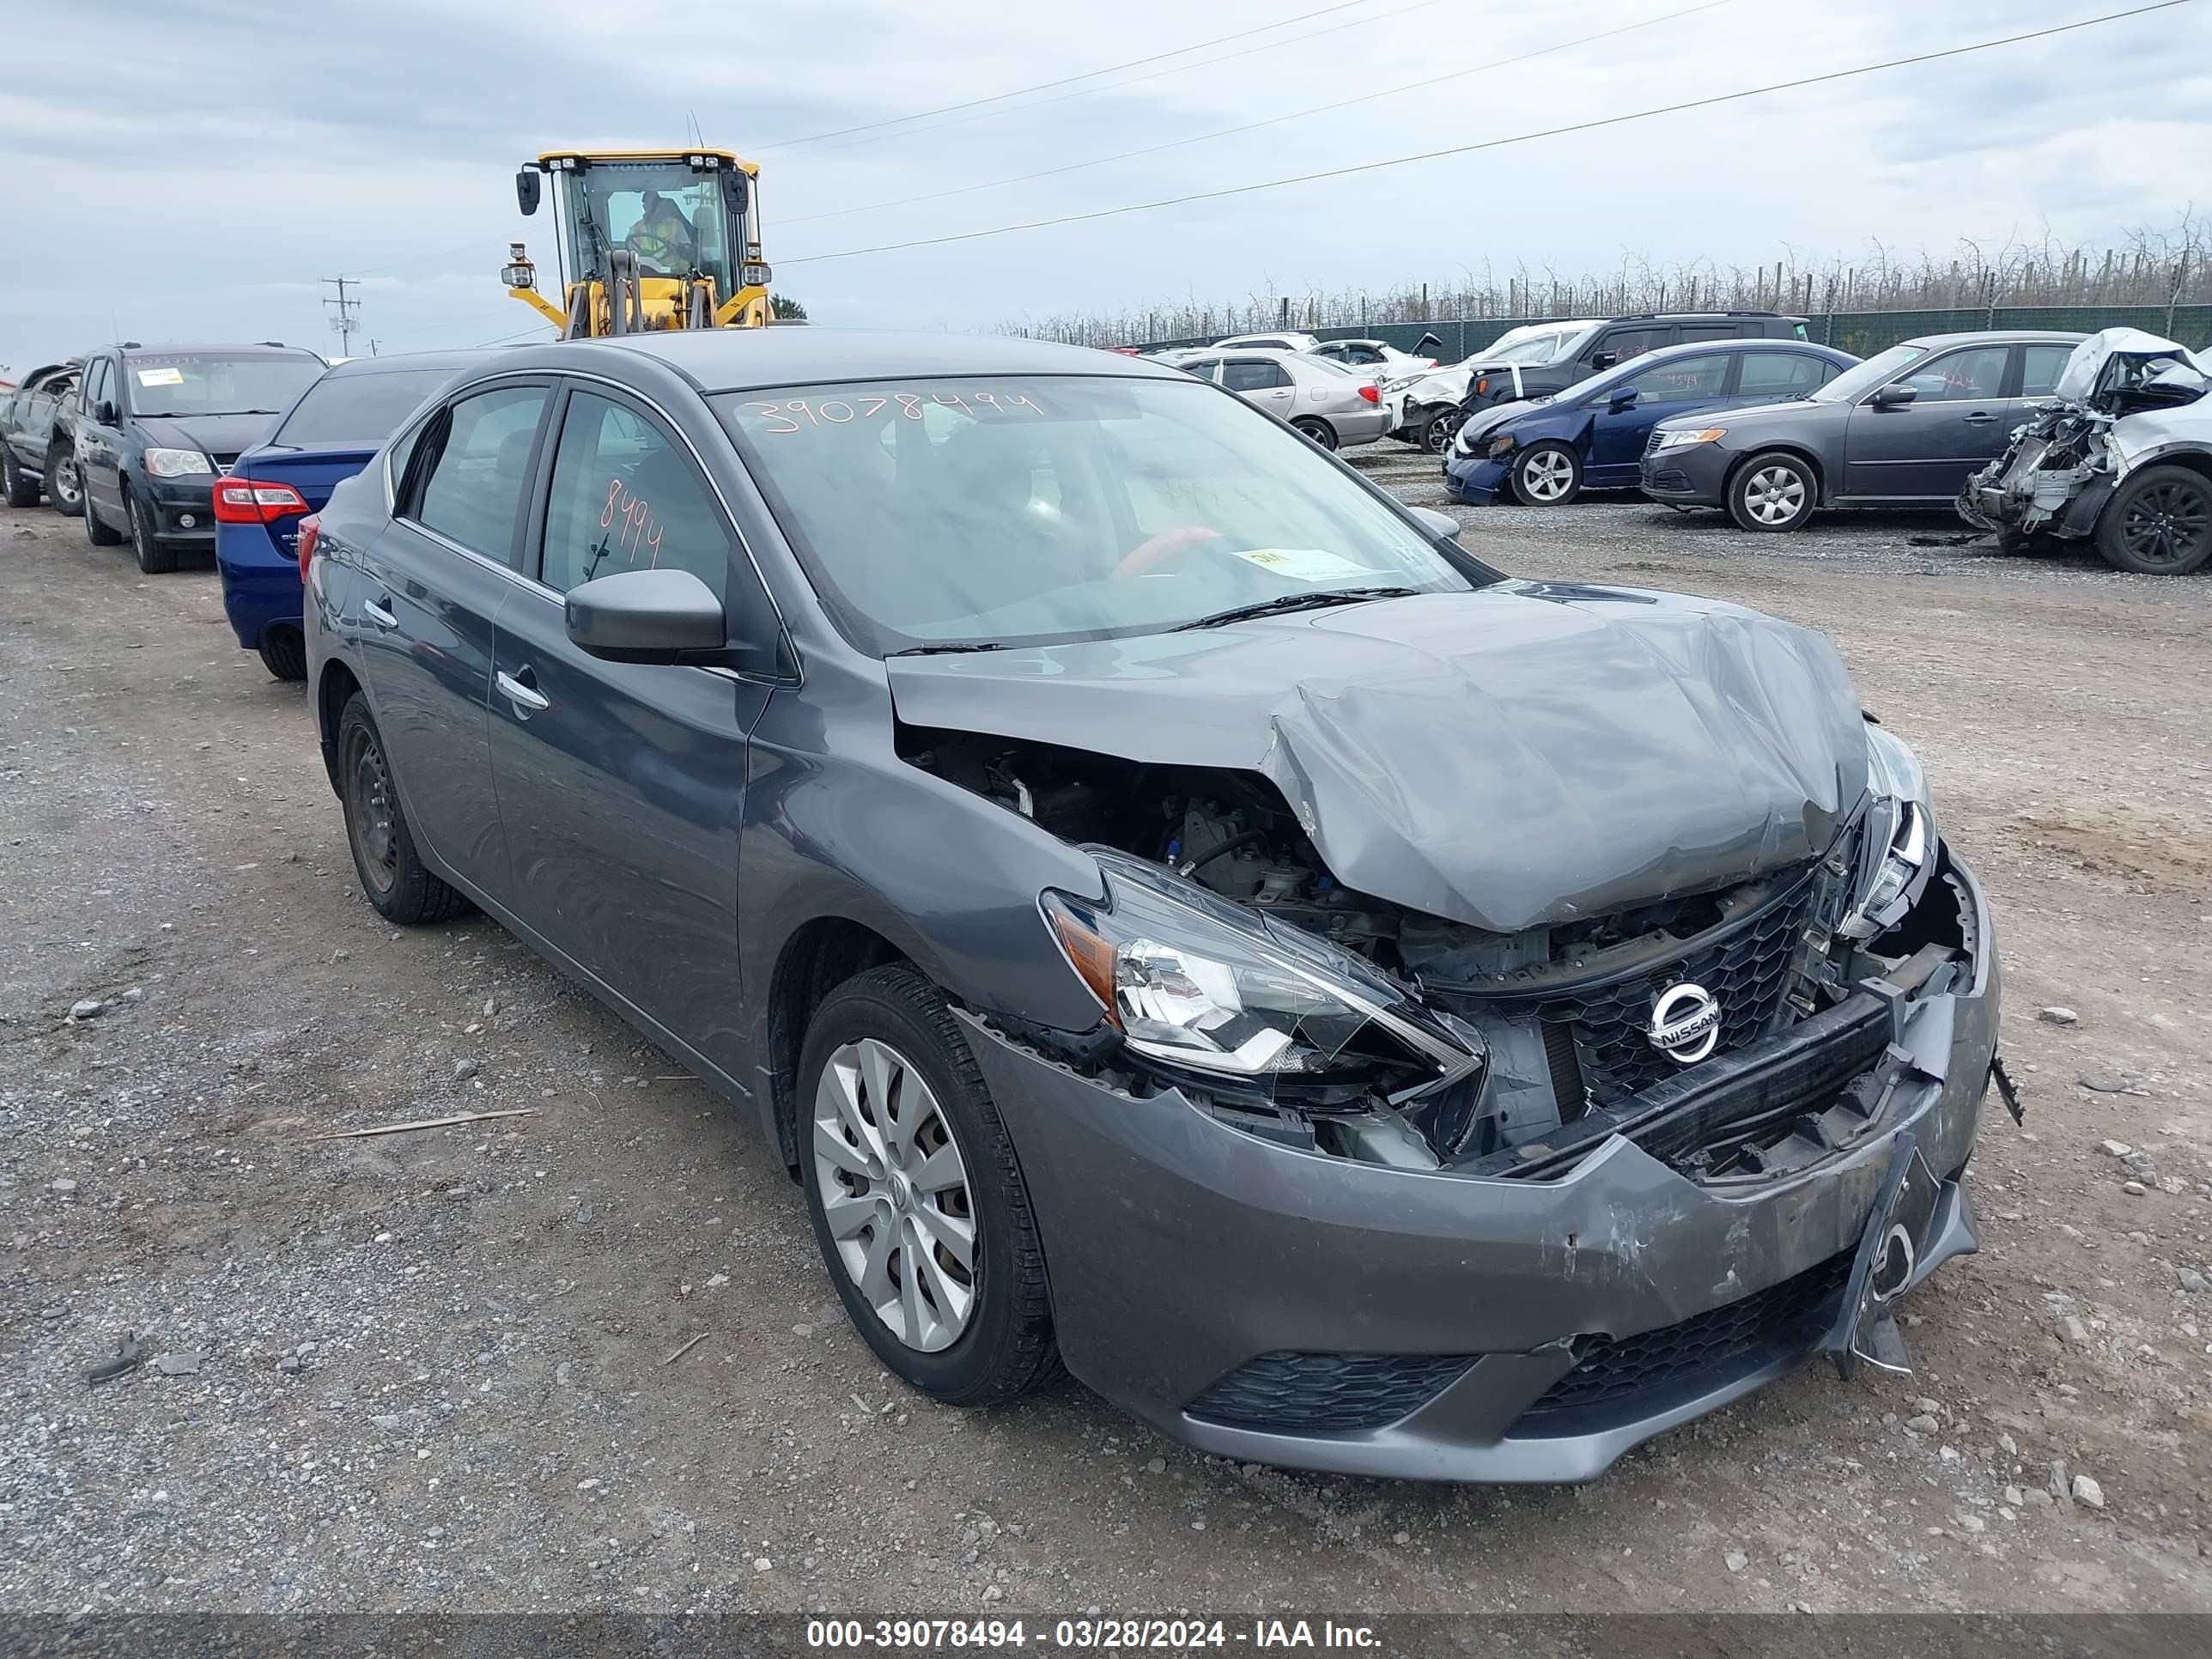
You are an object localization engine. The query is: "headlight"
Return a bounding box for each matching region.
[145,448,213,478]
[1040,850,1482,1095]
[1650,427,1726,452]
[1486,434,1516,458]
[1841,726,1936,940]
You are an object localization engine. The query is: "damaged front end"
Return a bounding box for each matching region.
[1961,327,2209,546]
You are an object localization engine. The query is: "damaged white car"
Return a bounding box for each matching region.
[1960,327,2212,574]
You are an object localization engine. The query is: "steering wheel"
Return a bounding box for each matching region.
[1110,525,1224,580]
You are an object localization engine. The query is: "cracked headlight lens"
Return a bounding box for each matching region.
[145,447,214,477]
[1041,849,1482,1091]
[1650,426,1726,452]
[1842,726,1936,940]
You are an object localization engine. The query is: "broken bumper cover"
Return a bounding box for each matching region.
[964,854,1998,1483]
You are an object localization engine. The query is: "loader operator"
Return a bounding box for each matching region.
[623,190,696,274]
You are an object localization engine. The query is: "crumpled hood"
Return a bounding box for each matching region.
[131,412,281,459]
[887,581,1870,932]
[2052,327,2207,404]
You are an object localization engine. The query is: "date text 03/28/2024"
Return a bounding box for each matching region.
[805,1618,1382,1650]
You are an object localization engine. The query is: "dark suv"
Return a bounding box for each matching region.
[66,342,326,572]
[1457,311,1810,419]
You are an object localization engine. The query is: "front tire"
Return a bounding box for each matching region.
[130,489,175,573]
[336,693,471,925]
[1512,441,1583,506]
[83,489,122,547]
[801,965,1060,1407]
[1418,409,1463,456]
[2,450,38,507]
[2096,465,2212,575]
[1291,416,1338,453]
[1728,451,1818,532]
[46,447,84,517]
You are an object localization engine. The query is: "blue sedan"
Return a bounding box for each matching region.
[1443,338,1858,507]
[214,351,486,679]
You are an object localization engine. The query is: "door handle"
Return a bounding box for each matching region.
[496,669,550,714]
[362,598,398,629]
[1962,411,1996,424]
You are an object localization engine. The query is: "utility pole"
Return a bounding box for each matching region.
[323,276,362,357]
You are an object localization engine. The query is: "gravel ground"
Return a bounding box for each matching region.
[4,461,2211,1618]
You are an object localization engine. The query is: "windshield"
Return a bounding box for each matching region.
[124,355,324,418]
[557,160,739,291]
[1814,343,1929,404]
[715,375,1479,654]
[273,366,465,447]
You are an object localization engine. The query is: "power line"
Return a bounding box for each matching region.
[757,0,1375,152]
[323,276,362,356]
[775,0,1451,161]
[783,0,1733,228]
[782,1,2194,268]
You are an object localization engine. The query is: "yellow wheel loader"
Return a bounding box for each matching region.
[502,148,773,338]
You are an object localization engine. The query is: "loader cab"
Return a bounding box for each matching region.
[510,149,773,336]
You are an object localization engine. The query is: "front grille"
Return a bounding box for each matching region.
[1185,1351,1475,1433]
[1531,870,1821,1103]
[1517,1249,1853,1429]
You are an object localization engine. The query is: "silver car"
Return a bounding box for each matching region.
[1175,348,1389,451]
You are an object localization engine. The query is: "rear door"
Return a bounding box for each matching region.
[488,382,770,1066]
[1222,357,1297,418]
[1730,349,1837,409]
[356,379,552,897]
[1585,351,1732,481]
[1843,343,2012,499]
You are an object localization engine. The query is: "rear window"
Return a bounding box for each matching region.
[276,368,461,447]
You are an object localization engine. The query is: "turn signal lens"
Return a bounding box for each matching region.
[212,478,311,524]
[295,514,322,584]
[1358,384,1380,404]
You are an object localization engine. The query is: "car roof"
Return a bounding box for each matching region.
[114,342,326,360]
[1898,331,2088,348]
[503,328,1196,392]
[1617,337,1848,361]
[319,349,495,379]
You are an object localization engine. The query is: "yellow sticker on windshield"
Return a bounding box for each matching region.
[1232,546,1371,582]
[136,367,185,386]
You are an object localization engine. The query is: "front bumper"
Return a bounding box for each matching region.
[143,475,218,550]
[1443,451,1510,505]
[1638,440,1734,505]
[967,853,2000,1483]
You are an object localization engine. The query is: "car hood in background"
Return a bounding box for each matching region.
[131,412,283,459]
[887,583,1869,933]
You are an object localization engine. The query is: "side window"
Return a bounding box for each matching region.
[1735,352,1829,398]
[2019,344,2074,400]
[1622,353,1731,402]
[1222,359,1291,392]
[1677,325,1737,343]
[1895,346,2008,404]
[1593,327,1668,368]
[540,391,731,602]
[407,385,549,564]
[86,359,112,411]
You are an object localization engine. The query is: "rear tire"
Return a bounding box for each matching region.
[1418,409,1463,456]
[258,628,307,682]
[1291,416,1338,452]
[1512,441,1583,506]
[46,447,84,517]
[336,692,472,925]
[130,489,175,573]
[800,965,1061,1407]
[83,489,122,547]
[2095,465,2212,575]
[1728,451,1818,532]
[2,450,38,507]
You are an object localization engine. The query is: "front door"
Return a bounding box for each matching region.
[1585,351,1733,482]
[356,380,552,896]
[76,356,125,520]
[489,386,769,1073]
[1843,343,2014,500]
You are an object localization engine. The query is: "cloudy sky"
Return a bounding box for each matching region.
[3,0,2206,371]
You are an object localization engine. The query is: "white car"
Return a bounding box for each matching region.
[1384,320,1607,454]
[1212,331,1323,354]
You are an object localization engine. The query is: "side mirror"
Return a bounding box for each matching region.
[1590,350,1619,370]
[1407,506,1462,543]
[565,568,726,664]
[1607,386,1639,412]
[96,399,118,426]
[720,169,750,218]
[1870,384,1918,408]
[515,168,541,216]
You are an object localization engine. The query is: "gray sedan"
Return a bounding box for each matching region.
[1641,330,2085,531]
[301,326,1996,1482]
[1174,348,1389,450]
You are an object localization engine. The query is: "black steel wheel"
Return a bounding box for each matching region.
[337,693,471,924]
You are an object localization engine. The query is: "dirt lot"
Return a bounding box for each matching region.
[4,459,2211,1620]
